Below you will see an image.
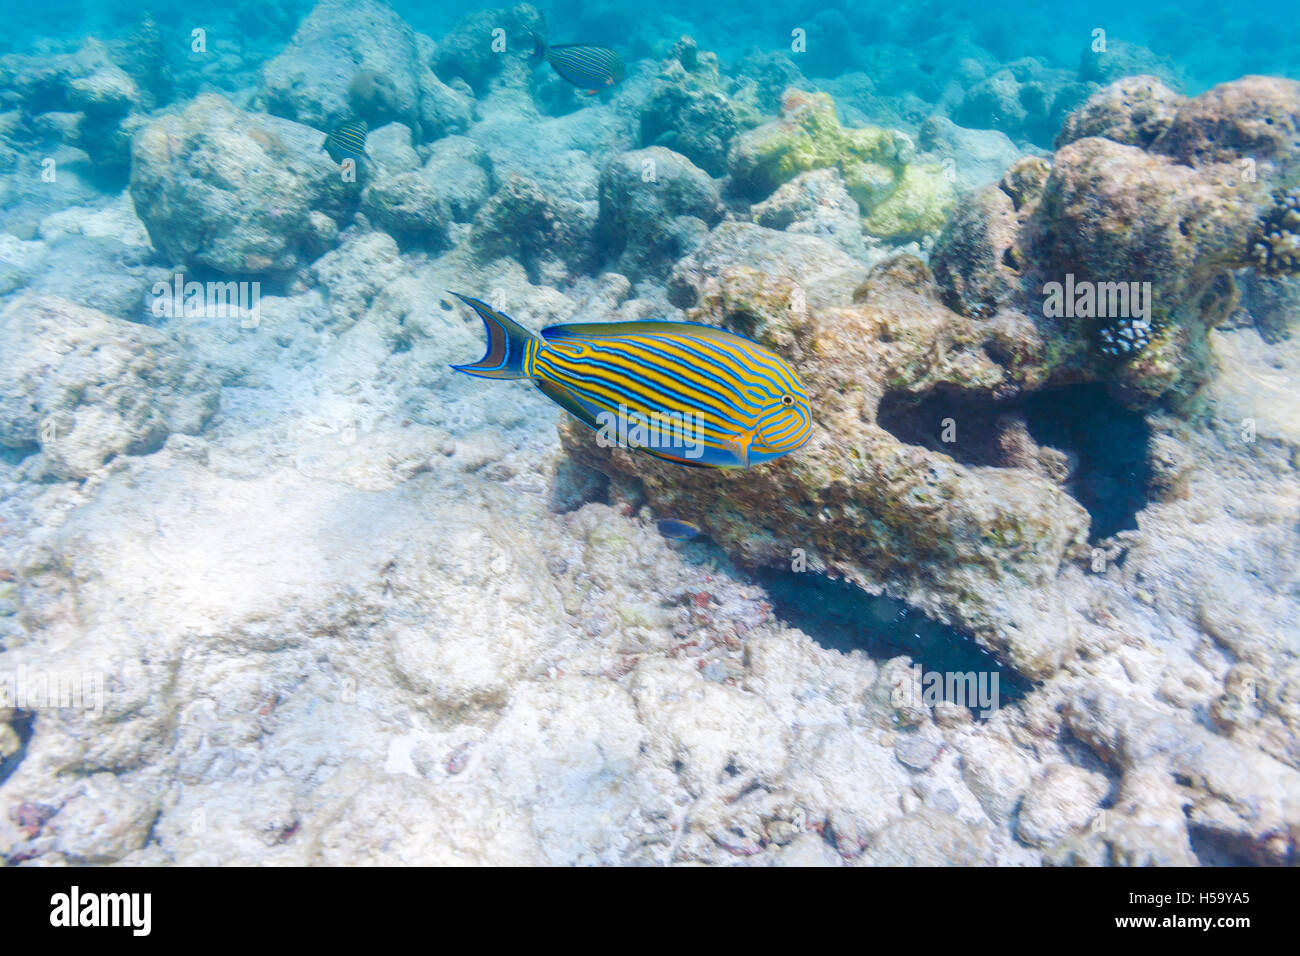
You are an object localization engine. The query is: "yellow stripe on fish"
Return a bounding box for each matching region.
[538,41,625,92]
[449,293,811,468]
[322,118,369,164]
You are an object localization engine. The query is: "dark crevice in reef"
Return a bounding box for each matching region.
[1187,822,1260,867]
[549,458,610,513]
[876,382,1152,543]
[752,567,1033,709]
[0,444,36,466]
[0,710,35,787]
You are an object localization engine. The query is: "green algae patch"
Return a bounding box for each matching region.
[862,163,957,240]
[730,91,911,195]
[729,90,954,240]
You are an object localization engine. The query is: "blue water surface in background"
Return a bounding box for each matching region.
[3,0,1298,93]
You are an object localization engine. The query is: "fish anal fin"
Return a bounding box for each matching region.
[640,448,716,468]
[535,378,603,430]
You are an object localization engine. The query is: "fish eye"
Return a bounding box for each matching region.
[781,395,794,406]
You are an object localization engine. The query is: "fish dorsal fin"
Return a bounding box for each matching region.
[540,320,761,349]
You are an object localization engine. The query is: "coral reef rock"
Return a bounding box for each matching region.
[597,146,722,279]
[934,75,1300,405]
[0,295,218,479]
[260,0,473,141]
[130,95,354,276]
[729,89,954,240]
[640,38,742,178]
[576,250,1091,678]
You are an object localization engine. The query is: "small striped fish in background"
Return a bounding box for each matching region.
[655,519,703,541]
[448,293,812,469]
[532,33,625,94]
[322,118,369,165]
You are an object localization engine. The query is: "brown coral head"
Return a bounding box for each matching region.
[1252,187,1300,276]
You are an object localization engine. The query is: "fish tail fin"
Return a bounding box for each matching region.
[449,292,538,380]
[529,29,546,59]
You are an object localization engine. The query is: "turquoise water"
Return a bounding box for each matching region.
[6,0,1300,86]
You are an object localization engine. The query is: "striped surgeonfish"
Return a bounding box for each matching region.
[448,293,811,469]
[322,118,369,165]
[532,35,625,94]
[656,518,703,540]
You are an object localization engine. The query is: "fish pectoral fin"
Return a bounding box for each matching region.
[724,430,756,468]
[534,378,603,431]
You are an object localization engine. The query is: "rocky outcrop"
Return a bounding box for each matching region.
[259,0,473,141]
[597,147,722,279]
[729,90,954,240]
[130,95,353,276]
[0,296,218,479]
[934,76,1300,405]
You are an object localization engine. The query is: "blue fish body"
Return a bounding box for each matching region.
[448,293,812,468]
[656,519,702,540]
[323,118,369,164]
[532,34,625,93]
